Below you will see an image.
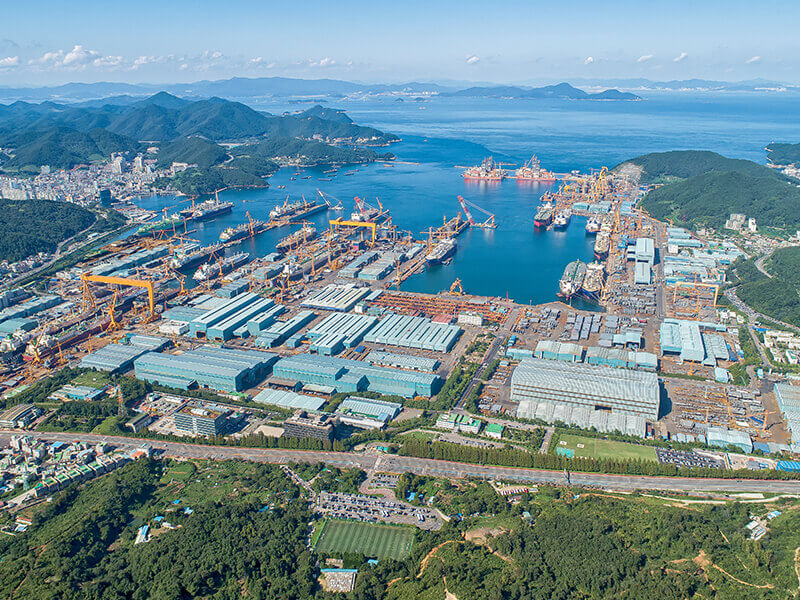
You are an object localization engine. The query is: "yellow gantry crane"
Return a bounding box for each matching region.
[81,273,157,320]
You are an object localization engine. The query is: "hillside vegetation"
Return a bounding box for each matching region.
[766,142,800,166]
[731,254,800,328]
[0,199,96,261]
[0,94,397,194]
[616,150,800,231]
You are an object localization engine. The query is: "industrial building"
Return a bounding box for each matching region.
[301,284,372,312]
[518,399,647,438]
[534,341,584,362]
[511,358,660,421]
[254,310,316,348]
[134,347,278,392]
[335,396,402,429]
[365,350,439,372]
[188,293,285,341]
[272,354,442,398]
[774,383,800,452]
[659,319,729,364]
[306,312,378,355]
[357,249,405,281]
[283,410,335,441]
[339,251,380,279]
[252,388,326,411]
[706,426,753,453]
[436,412,482,434]
[80,335,170,373]
[0,404,39,428]
[49,385,107,402]
[174,405,227,436]
[363,313,462,352]
[585,347,658,371]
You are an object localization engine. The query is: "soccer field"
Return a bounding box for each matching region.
[556,434,657,462]
[314,520,414,560]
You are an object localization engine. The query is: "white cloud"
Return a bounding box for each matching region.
[466,55,480,65]
[179,63,188,71]
[584,56,594,65]
[249,57,275,69]
[0,55,19,68]
[93,55,123,68]
[745,55,761,64]
[637,54,654,63]
[673,51,688,62]
[62,44,99,66]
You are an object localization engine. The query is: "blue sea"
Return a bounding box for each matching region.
[136,92,800,304]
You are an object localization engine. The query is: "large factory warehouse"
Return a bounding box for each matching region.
[512,357,660,424]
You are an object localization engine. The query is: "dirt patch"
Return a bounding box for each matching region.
[465,527,507,544]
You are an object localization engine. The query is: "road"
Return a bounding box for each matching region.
[455,306,520,410]
[6,430,800,494]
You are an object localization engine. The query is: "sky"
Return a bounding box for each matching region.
[1,0,799,86]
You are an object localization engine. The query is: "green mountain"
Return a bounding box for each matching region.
[1,127,140,173]
[0,198,96,261]
[155,136,229,169]
[641,170,800,230]
[615,150,800,231]
[767,142,800,166]
[613,150,782,184]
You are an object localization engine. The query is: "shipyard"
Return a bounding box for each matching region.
[0,144,797,486]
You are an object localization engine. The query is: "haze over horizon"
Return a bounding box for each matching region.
[1,0,799,86]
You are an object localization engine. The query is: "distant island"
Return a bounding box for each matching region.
[613,150,800,231]
[0,93,398,194]
[444,82,641,101]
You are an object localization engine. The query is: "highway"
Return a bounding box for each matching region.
[5,430,800,495]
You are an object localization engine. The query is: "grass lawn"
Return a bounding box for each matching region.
[314,519,414,560]
[555,433,657,462]
[72,371,112,388]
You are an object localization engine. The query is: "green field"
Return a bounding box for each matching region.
[555,434,657,462]
[314,519,414,560]
[72,371,112,388]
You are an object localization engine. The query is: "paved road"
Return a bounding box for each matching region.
[5,430,800,494]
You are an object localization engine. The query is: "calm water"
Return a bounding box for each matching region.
[136,93,800,304]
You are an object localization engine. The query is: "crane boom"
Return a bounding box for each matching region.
[457,195,475,226]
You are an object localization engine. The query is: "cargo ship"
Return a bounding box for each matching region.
[276,225,317,252]
[425,238,457,265]
[193,252,250,281]
[170,242,223,270]
[553,210,571,230]
[534,205,554,229]
[585,217,601,235]
[558,260,587,299]
[515,155,557,182]
[269,197,326,221]
[462,157,506,181]
[593,232,611,260]
[219,219,266,243]
[581,261,605,303]
[179,196,234,221]
[137,215,182,236]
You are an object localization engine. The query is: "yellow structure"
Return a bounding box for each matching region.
[329,218,377,244]
[81,273,156,318]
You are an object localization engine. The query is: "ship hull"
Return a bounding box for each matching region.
[593,250,608,261]
[516,175,557,183]
[463,174,503,181]
[534,217,552,229]
[580,289,602,303]
[192,205,233,221]
[426,244,456,265]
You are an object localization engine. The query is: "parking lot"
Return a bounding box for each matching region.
[315,491,442,530]
[655,448,725,469]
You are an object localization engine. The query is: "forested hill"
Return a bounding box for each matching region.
[613,150,783,185]
[615,150,800,231]
[767,142,800,167]
[0,199,97,261]
[0,94,398,178]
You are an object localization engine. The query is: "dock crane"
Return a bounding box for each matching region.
[457,196,496,229]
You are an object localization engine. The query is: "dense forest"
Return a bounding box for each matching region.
[0,198,96,261]
[3,458,799,599]
[615,150,800,231]
[1,127,141,173]
[766,142,800,166]
[731,253,800,328]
